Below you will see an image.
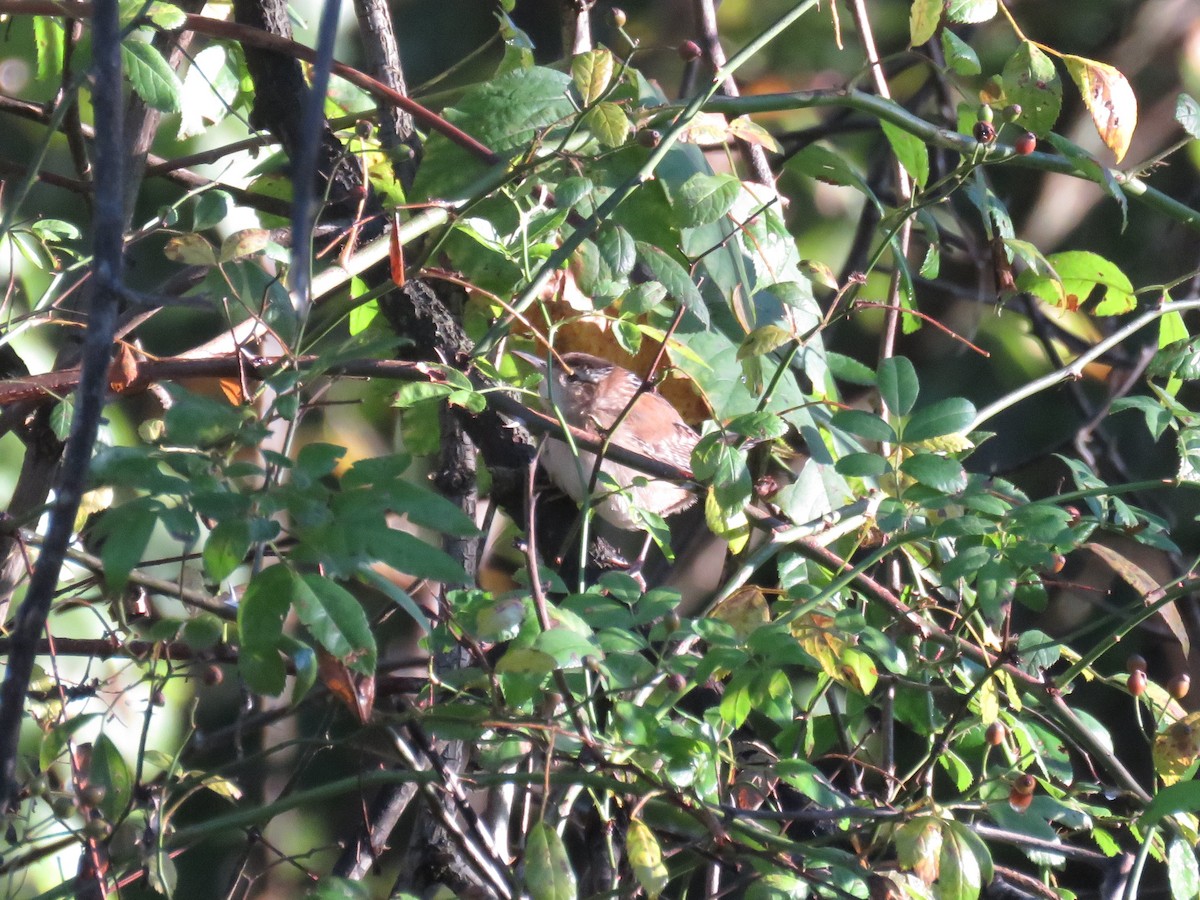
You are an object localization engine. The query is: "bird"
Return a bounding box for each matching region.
[513,350,700,532]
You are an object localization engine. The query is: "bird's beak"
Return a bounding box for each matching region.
[509,349,547,372]
[510,348,574,377]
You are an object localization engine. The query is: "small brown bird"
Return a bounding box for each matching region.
[514,350,700,531]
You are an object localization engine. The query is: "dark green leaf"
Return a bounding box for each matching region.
[635,242,706,326]
[831,409,897,443]
[901,453,968,493]
[878,356,920,415]
[94,500,158,592]
[904,397,976,442]
[88,733,132,820]
[1143,781,1200,830]
[366,529,470,584]
[203,518,250,583]
[835,452,888,477]
[294,575,377,675]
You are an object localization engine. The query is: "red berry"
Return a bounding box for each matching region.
[1008,787,1033,813]
[986,722,1006,746]
[973,121,997,144]
[1128,669,1147,697]
[678,40,702,62]
[1127,654,1148,675]
[1014,131,1037,155]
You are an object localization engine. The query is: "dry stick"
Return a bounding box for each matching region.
[0,0,124,812]
[351,0,421,186]
[692,0,772,187]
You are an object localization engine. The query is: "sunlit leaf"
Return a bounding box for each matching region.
[941,30,981,76]
[526,820,577,900]
[627,819,669,899]
[122,38,182,113]
[583,101,631,148]
[1063,55,1138,163]
[571,48,613,106]
[1002,42,1062,137]
[910,0,941,46]
[880,120,929,189]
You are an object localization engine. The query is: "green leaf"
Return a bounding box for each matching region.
[945,0,997,23]
[675,173,741,227]
[238,565,295,694]
[941,30,981,76]
[941,820,989,900]
[901,453,968,493]
[880,120,929,189]
[1143,780,1200,830]
[203,518,250,583]
[583,101,631,148]
[826,352,877,386]
[294,575,377,675]
[571,48,613,106]
[831,409,897,443]
[635,242,707,326]
[33,16,64,81]
[193,190,232,232]
[785,144,881,208]
[528,820,578,900]
[904,397,976,442]
[1016,250,1135,315]
[1168,838,1200,900]
[627,819,669,899]
[738,324,793,360]
[909,0,941,46]
[89,733,133,821]
[94,500,158,592]
[835,452,888,478]
[146,0,187,29]
[413,67,574,199]
[366,529,470,584]
[122,39,183,113]
[877,356,920,415]
[1001,42,1062,137]
[1177,93,1200,140]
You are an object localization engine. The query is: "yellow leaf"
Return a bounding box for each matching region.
[710,586,770,639]
[627,818,669,899]
[1154,712,1200,786]
[1063,55,1138,163]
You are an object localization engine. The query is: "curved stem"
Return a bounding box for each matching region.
[970,299,1200,431]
